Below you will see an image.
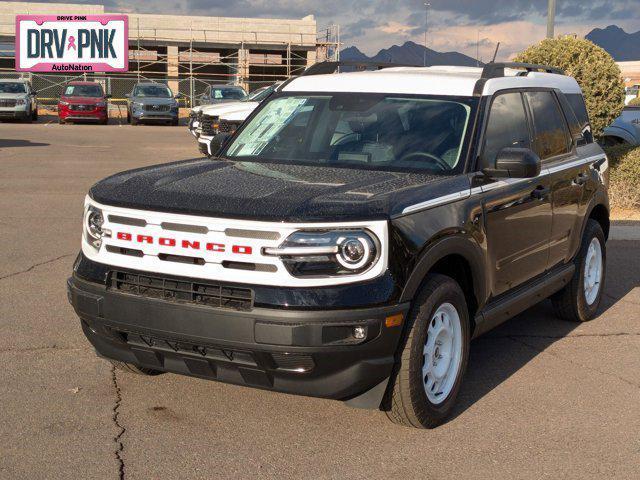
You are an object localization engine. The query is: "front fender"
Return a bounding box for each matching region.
[603,125,639,145]
[399,234,488,308]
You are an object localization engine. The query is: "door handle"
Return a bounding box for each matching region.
[531,185,550,200]
[573,172,588,186]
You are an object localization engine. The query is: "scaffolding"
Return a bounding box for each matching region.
[0,18,340,105]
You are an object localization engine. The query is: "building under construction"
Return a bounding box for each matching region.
[0,1,339,102]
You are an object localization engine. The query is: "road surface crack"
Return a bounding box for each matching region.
[507,335,640,389]
[111,366,126,480]
[0,344,84,354]
[0,254,74,281]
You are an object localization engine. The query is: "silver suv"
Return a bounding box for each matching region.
[0,79,38,122]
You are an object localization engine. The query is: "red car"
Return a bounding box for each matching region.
[58,81,110,124]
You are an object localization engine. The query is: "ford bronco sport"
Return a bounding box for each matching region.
[68,62,610,428]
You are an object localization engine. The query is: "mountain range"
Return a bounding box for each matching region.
[340,26,639,67]
[586,25,640,61]
[340,41,481,67]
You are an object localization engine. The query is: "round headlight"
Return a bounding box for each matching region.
[336,234,375,270]
[88,209,103,237]
[84,205,105,249]
[265,229,379,277]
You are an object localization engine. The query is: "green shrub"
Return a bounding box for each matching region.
[604,145,640,209]
[515,37,625,137]
[629,97,640,106]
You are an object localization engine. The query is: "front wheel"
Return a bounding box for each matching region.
[551,219,606,322]
[384,273,470,428]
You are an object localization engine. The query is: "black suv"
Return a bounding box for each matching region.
[68,62,609,428]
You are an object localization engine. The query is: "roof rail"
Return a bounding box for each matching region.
[300,60,419,77]
[481,62,565,79]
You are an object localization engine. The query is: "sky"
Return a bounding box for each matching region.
[9,0,640,60]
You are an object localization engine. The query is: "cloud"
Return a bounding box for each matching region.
[4,0,639,59]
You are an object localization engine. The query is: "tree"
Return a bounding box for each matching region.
[515,36,625,137]
[629,97,640,106]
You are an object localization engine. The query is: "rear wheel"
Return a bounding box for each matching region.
[551,219,606,322]
[109,360,163,376]
[384,274,470,428]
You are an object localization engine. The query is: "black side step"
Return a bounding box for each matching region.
[473,263,575,338]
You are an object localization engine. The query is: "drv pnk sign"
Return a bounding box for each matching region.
[15,15,128,72]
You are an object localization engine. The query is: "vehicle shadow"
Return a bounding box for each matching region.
[450,237,639,420]
[0,138,49,148]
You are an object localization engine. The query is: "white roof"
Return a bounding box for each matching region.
[283,66,582,97]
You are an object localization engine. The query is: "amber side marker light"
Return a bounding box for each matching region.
[385,313,404,328]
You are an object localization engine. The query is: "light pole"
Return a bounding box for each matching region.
[424,3,430,66]
[547,0,556,38]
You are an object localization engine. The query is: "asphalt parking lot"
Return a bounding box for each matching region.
[1,121,639,479]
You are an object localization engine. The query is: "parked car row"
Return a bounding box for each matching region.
[1,79,248,126]
[189,82,280,156]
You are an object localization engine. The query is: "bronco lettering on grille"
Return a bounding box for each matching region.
[115,231,252,254]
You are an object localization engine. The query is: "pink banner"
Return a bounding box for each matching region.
[15,14,129,73]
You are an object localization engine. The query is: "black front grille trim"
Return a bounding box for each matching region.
[200,114,218,136]
[109,270,254,311]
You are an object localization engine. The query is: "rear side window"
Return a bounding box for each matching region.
[524,91,572,160]
[480,92,530,170]
[566,94,590,129]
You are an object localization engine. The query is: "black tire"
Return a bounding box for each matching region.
[33,108,38,121]
[126,111,131,123]
[109,360,163,376]
[130,116,138,126]
[25,110,33,123]
[58,117,65,124]
[384,273,470,429]
[171,117,179,126]
[551,219,606,322]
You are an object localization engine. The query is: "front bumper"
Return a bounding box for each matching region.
[68,273,409,406]
[0,109,28,119]
[133,109,178,121]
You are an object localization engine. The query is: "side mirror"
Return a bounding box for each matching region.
[31,90,38,96]
[105,94,112,99]
[572,132,586,147]
[175,93,183,99]
[209,132,232,156]
[125,93,131,98]
[483,148,541,179]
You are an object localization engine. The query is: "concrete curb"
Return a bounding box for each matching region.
[610,226,640,241]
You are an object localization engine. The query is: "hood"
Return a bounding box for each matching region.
[89,159,465,222]
[199,101,254,116]
[218,103,259,121]
[132,96,177,105]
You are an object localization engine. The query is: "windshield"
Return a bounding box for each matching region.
[64,84,103,97]
[224,94,475,174]
[133,85,172,98]
[211,87,246,100]
[244,85,274,103]
[0,83,26,94]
